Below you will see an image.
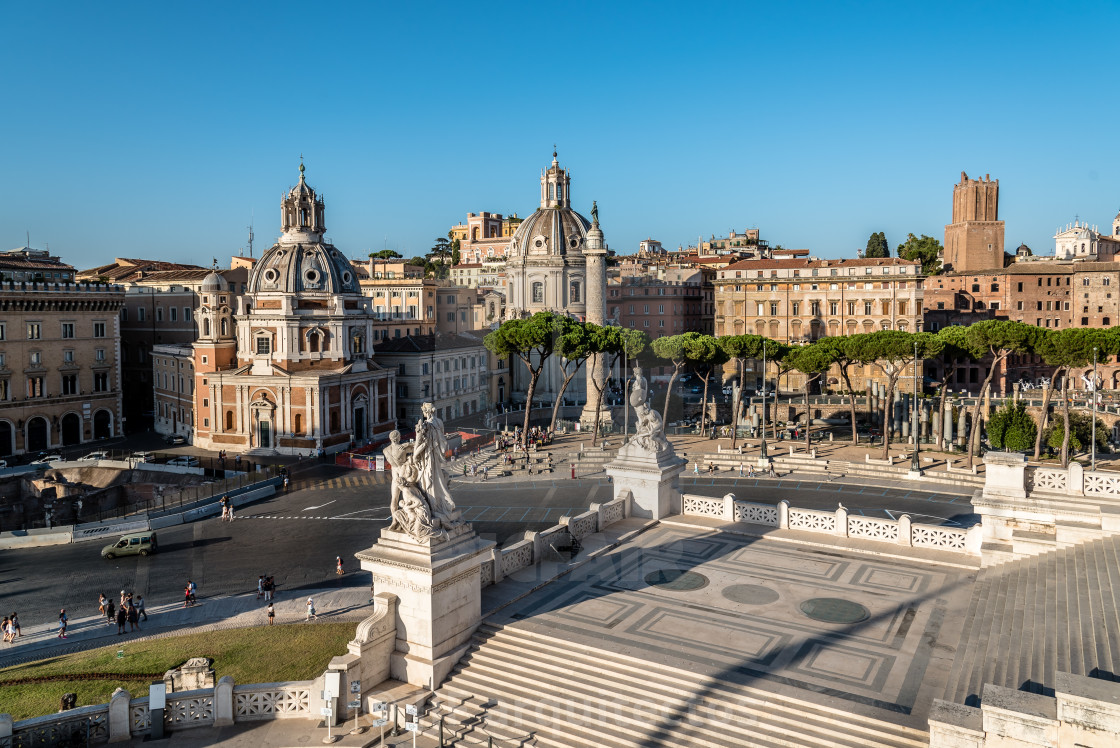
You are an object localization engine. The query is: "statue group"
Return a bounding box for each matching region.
[628,366,671,454]
[382,403,465,542]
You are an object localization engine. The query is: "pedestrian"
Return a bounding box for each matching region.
[184,586,192,608]
[482,465,488,481]
[266,602,275,626]
[2,617,11,644]
[336,556,344,575]
[119,590,128,609]
[306,597,317,621]
[137,596,147,621]
[116,605,127,635]
[57,609,68,639]
[188,579,197,604]
[694,462,700,475]
[748,464,755,478]
[227,502,234,521]
[266,576,274,601]
[105,600,115,626]
[768,463,777,479]
[10,611,20,638]
[98,593,107,618]
[283,475,290,492]
[127,604,140,632]
[257,576,264,600]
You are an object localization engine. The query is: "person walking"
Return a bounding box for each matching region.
[136,596,147,622]
[116,605,127,635]
[265,576,274,601]
[98,593,107,618]
[266,601,275,626]
[227,502,235,521]
[257,576,265,600]
[184,585,192,608]
[305,597,317,621]
[105,600,115,626]
[187,580,197,605]
[335,556,344,575]
[283,475,290,492]
[57,609,68,639]
[10,611,20,638]
[2,617,11,644]
[127,603,140,632]
[768,462,777,479]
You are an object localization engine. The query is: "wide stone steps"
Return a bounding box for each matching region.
[941,534,1120,706]
[430,622,929,748]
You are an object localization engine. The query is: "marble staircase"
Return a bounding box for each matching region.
[420,622,930,748]
[941,534,1120,708]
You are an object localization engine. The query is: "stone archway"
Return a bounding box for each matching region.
[27,416,49,452]
[61,413,81,446]
[93,410,112,439]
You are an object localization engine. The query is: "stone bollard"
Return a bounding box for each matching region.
[897,515,912,547]
[965,525,984,556]
[778,500,790,529]
[722,493,736,522]
[214,676,234,727]
[1068,462,1085,497]
[108,688,132,743]
[488,546,503,585]
[835,505,848,537]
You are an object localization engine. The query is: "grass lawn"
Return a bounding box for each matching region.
[0,622,353,721]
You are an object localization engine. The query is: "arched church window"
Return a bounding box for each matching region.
[549,185,555,200]
[531,282,544,304]
[309,332,320,353]
[300,208,307,226]
[220,318,228,337]
[556,185,563,200]
[204,318,211,337]
[570,281,581,304]
[225,411,234,431]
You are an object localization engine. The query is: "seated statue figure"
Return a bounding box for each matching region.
[391,454,445,542]
[628,365,671,454]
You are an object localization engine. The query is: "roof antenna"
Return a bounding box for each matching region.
[247,212,255,258]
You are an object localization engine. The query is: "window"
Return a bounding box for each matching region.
[184,308,192,321]
[791,301,800,315]
[570,281,581,303]
[810,301,820,316]
[1082,278,1090,286]
[138,307,146,322]
[61,323,74,338]
[757,302,765,315]
[170,307,177,322]
[93,371,107,392]
[658,304,664,314]
[1082,317,1090,326]
[29,351,41,366]
[990,301,1000,310]
[0,323,4,340]
[446,312,454,322]
[256,337,271,355]
[26,323,41,340]
[95,348,105,361]
[398,363,406,376]
[93,322,106,338]
[156,307,163,322]
[1017,301,1023,311]
[27,376,43,397]
[0,380,8,400]
[422,363,429,375]
[1105,317,1112,325]
[643,320,650,327]
[1106,278,1113,286]
[847,301,856,315]
[643,304,650,314]
[62,374,77,395]
[864,301,873,315]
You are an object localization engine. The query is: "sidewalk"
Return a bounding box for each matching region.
[0,586,374,669]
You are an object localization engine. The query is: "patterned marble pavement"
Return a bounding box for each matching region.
[490,524,977,729]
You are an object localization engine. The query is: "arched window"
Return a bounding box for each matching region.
[203,318,211,337]
[309,332,320,353]
[531,282,544,304]
[556,185,563,201]
[294,413,303,434]
[570,281,581,304]
[225,411,234,430]
[220,317,228,336]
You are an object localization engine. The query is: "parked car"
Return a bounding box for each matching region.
[131,451,155,463]
[164,434,187,445]
[0,460,7,469]
[78,451,109,462]
[30,454,62,466]
[167,456,200,467]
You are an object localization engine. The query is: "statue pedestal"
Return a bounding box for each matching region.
[354,523,494,689]
[605,441,686,519]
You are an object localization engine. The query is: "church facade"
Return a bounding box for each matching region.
[191,164,395,455]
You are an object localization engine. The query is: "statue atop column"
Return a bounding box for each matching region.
[379,403,466,543]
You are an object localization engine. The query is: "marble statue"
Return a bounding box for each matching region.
[380,402,467,542]
[628,366,671,454]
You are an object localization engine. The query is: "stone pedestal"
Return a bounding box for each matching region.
[982,451,1027,501]
[604,441,686,520]
[355,524,494,690]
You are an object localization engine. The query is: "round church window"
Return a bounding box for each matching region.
[569,237,580,248]
[263,269,278,283]
[342,271,352,284]
[305,269,320,283]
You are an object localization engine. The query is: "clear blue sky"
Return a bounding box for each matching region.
[3,1,1118,269]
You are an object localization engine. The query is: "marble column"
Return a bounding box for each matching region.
[943,399,954,446]
[579,209,610,429]
[957,404,968,447]
[901,393,911,439]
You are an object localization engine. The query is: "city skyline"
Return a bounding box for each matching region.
[3,1,1119,268]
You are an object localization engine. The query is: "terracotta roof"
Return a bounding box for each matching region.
[373,332,487,354]
[0,257,75,271]
[722,257,918,272]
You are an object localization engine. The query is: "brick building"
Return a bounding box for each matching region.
[608,272,705,338]
[372,332,490,425]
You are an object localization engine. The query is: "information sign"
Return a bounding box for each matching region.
[320,707,333,717]
[347,700,361,710]
[405,722,419,733]
[405,704,418,716]
[350,680,361,694]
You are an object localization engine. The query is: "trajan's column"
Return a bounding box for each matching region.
[579,202,611,430]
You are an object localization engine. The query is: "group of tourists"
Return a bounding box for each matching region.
[256,575,277,600]
[219,495,235,521]
[98,590,146,635]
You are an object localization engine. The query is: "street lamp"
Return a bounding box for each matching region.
[759,343,769,464]
[1092,346,1098,471]
[910,340,922,475]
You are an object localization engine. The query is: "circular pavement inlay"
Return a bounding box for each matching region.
[799,597,870,624]
[644,569,709,592]
[721,584,780,606]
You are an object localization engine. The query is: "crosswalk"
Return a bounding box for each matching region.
[292,473,388,491]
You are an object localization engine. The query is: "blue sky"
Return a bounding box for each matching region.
[3,1,1118,269]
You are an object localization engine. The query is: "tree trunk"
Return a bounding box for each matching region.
[662,364,682,423]
[966,354,1003,469]
[730,358,744,450]
[521,366,543,448]
[1033,370,1059,461]
[699,370,712,436]
[1061,373,1071,467]
[881,374,897,461]
[549,368,580,435]
[935,368,953,451]
[838,366,858,445]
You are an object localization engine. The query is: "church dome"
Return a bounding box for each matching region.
[201,270,227,292]
[507,151,592,258]
[248,242,360,295]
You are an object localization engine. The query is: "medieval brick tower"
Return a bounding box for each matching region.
[943,172,1005,273]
